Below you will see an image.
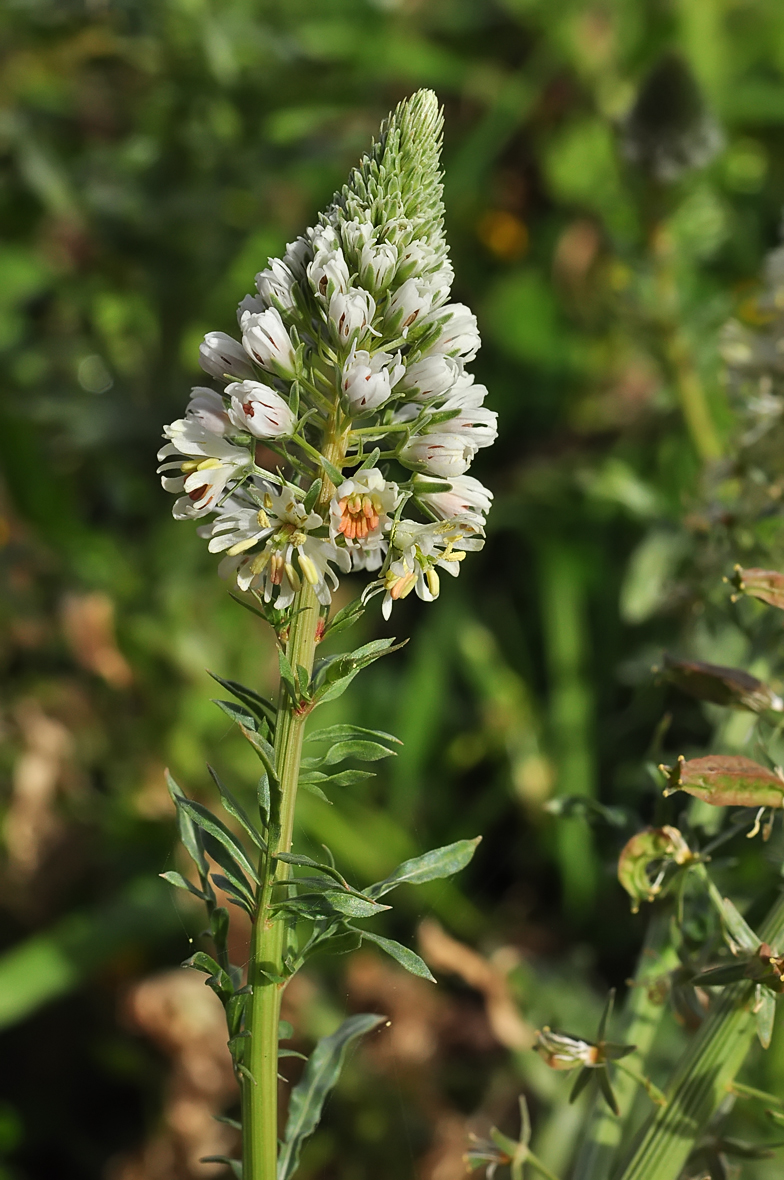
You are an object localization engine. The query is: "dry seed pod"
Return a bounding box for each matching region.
[661,755,784,809]
[660,653,783,713]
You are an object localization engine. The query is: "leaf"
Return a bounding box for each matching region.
[660,654,783,713]
[274,891,390,920]
[697,962,755,987]
[322,597,366,640]
[207,766,266,851]
[201,1157,242,1179]
[299,769,375,788]
[597,989,615,1042]
[305,724,402,747]
[756,986,777,1049]
[166,771,209,881]
[275,852,350,891]
[298,780,332,804]
[313,639,408,705]
[183,951,234,998]
[720,896,761,954]
[277,1013,386,1180]
[730,566,784,611]
[320,739,396,765]
[208,672,276,727]
[319,454,344,486]
[661,755,784,809]
[358,930,436,982]
[239,726,279,785]
[570,1066,594,1105]
[211,874,254,917]
[176,798,261,886]
[159,871,210,901]
[364,837,482,900]
[278,648,299,705]
[303,478,322,512]
[598,1068,620,1116]
[279,1020,294,1040]
[212,699,259,732]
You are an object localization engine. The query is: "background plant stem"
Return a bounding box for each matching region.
[571,908,678,1180]
[614,892,784,1180]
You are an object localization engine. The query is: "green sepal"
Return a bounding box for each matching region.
[721,896,761,955]
[570,1066,594,1105]
[598,1067,620,1115]
[364,837,481,900]
[756,985,777,1049]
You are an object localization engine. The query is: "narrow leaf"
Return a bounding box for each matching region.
[275,852,350,891]
[166,771,209,880]
[322,597,366,640]
[278,648,299,704]
[240,726,279,784]
[212,699,259,732]
[721,896,761,955]
[211,874,254,917]
[159,871,210,901]
[359,930,436,982]
[364,837,481,900]
[305,725,402,747]
[177,798,261,886]
[756,986,777,1049]
[320,455,344,486]
[570,1067,594,1105]
[201,1157,242,1179]
[207,765,266,851]
[299,769,375,789]
[277,1013,386,1180]
[208,672,276,727]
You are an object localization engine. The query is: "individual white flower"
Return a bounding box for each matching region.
[308,224,341,255]
[237,294,265,320]
[381,515,485,618]
[386,277,432,334]
[209,486,349,609]
[413,474,493,527]
[328,289,376,346]
[359,241,398,292]
[283,235,312,280]
[329,468,400,570]
[398,355,462,401]
[241,307,297,379]
[398,432,474,478]
[158,420,252,519]
[185,387,231,435]
[420,302,481,361]
[199,331,256,382]
[308,247,350,303]
[227,380,296,438]
[423,259,455,309]
[396,239,438,281]
[255,258,297,310]
[340,219,375,256]
[438,379,498,451]
[341,348,405,413]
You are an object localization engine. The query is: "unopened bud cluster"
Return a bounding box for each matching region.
[158,90,495,617]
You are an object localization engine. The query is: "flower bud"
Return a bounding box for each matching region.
[186,387,231,435]
[359,242,398,292]
[340,219,374,255]
[399,432,474,478]
[328,289,376,346]
[255,258,297,310]
[420,303,481,360]
[399,355,461,400]
[283,236,311,279]
[240,307,297,379]
[386,277,432,334]
[341,349,404,413]
[227,380,296,438]
[199,331,256,382]
[308,248,351,303]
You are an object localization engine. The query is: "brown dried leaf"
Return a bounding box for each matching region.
[661,755,784,809]
[730,566,784,611]
[661,654,783,713]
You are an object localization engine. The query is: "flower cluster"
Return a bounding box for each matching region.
[158,90,495,618]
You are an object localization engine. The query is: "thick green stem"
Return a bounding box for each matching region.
[614,892,784,1180]
[242,426,348,1180]
[571,908,678,1180]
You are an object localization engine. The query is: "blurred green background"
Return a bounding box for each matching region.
[5,0,784,1177]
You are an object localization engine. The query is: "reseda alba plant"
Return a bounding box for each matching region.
[157,90,492,1180]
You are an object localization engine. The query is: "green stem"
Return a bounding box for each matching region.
[571,908,678,1180]
[242,426,348,1180]
[614,892,784,1180]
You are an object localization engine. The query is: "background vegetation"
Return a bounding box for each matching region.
[5,0,784,1176]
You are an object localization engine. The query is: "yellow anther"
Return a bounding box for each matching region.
[196,457,222,471]
[298,553,320,586]
[226,536,258,557]
[284,561,301,590]
[180,461,198,473]
[256,509,270,528]
[426,568,440,597]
